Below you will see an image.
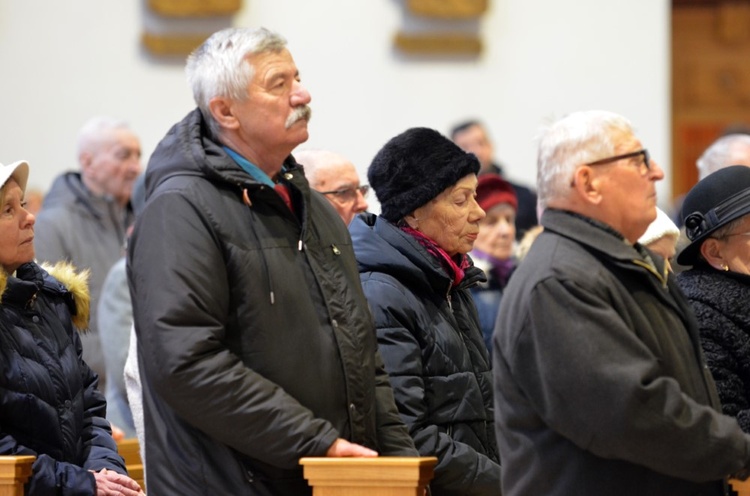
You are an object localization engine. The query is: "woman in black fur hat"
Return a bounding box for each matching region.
[677,165,750,434]
[350,127,500,496]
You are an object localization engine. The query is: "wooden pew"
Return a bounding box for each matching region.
[0,456,34,496]
[116,438,145,491]
[300,457,437,496]
[732,478,750,496]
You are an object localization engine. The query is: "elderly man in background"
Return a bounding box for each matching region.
[493,109,750,496]
[451,119,537,239]
[295,149,368,225]
[128,27,417,495]
[34,116,142,391]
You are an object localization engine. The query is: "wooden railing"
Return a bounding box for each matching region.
[0,456,34,496]
[117,439,145,491]
[732,478,750,496]
[300,457,437,496]
[0,439,144,496]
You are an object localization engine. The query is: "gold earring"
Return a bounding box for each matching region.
[722,264,729,272]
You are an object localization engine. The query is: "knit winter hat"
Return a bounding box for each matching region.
[368,127,480,222]
[638,207,679,247]
[476,173,517,212]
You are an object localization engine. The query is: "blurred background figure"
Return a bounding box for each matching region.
[23,186,45,215]
[97,173,147,439]
[469,173,518,355]
[638,207,680,271]
[34,116,142,393]
[351,127,501,495]
[0,160,143,496]
[295,148,368,225]
[677,165,750,433]
[673,133,750,225]
[451,119,538,239]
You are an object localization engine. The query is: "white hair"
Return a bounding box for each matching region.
[536,110,634,209]
[696,134,750,180]
[185,27,287,139]
[294,149,353,189]
[77,116,131,157]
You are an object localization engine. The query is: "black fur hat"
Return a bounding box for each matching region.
[368,127,480,222]
[678,165,750,265]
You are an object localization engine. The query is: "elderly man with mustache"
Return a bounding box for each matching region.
[127,27,417,495]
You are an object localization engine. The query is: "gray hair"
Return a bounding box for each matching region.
[536,110,634,209]
[294,149,353,188]
[186,27,287,139]
[77,116,131,157]
[696,134,750,180]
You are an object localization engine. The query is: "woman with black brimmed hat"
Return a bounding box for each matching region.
[677,164,750,434]
[350,127,500,496]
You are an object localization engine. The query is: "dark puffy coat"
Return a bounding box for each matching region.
[128,109,416,495]
[678,265,750,433]
[350,213,500,496]
[0,261,128,495]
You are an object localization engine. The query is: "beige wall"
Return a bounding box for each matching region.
[0,0,670,209]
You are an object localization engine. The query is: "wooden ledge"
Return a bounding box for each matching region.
[300,457,437,496]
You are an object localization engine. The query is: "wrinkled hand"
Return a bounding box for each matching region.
[91,468,144,496]
[325,438,378,457]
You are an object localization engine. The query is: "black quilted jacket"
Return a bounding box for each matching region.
[678,265,750,433]
[0,262,127,495]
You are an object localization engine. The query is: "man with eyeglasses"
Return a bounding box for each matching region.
[492,110,750,496]
[295,149,369,225]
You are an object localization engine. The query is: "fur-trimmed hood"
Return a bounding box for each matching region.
[0,261,91,331]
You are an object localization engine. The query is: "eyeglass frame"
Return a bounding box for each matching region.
[318,184,369,201]
[586,149,651,172]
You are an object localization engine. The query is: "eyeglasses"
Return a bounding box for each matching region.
[586,149,651,174]
[319,184,369,201]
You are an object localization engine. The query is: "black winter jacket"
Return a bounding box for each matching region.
[0,262,128,495]
[128,109,416,495]
[678,265,750,433]
[350,213,501,496]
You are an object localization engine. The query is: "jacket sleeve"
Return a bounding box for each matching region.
[506,276,750,481]
[128,191,339,468]
[74,323,130,475]
[692,301,750,433]
[372,349,420,456]
[362,275,500,496]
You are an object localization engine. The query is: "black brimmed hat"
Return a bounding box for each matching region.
[677,165,750,265]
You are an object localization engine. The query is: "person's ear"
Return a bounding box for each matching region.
[403,213,419,230]
[208,96,240,131]
[700,237,727,270]
[571,166,603,205]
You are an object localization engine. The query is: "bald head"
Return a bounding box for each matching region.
[697,134,750,180]
[295,149,368,225]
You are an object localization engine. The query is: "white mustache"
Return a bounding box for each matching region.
[285,105,312,129]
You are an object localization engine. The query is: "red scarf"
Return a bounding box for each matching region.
[401,226,469,287]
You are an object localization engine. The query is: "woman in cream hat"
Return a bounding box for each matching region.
[0,160,143,495]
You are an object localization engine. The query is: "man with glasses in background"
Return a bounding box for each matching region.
[492,110,750,496]
[295,149,368,225]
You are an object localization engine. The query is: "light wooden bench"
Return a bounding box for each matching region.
[117,438,145,491]
[300,457,437,496]
[0,456,34,496]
